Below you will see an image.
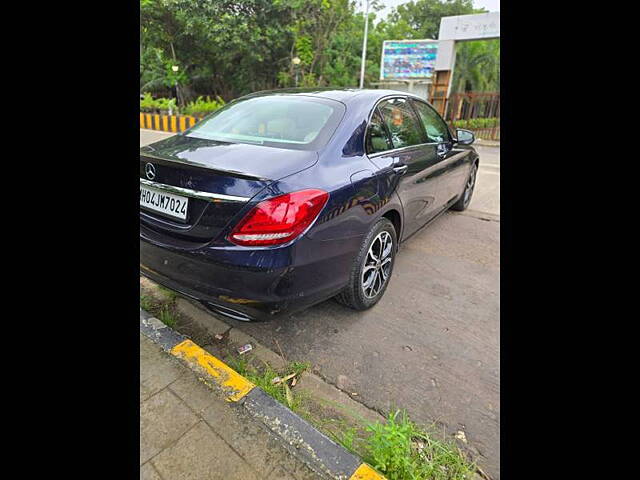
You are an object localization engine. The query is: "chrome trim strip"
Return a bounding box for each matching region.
[367,141,441,159]
[139,178,250,203]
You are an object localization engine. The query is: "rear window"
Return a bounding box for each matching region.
[186,95,345,151]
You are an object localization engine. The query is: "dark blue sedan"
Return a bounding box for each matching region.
[140,88,479,321]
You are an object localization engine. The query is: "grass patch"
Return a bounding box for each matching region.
[156,304,178,328]
[140,294,155,312]
[157,285,177,302]
[225,354,474,480]
[225,356,308,411]
[363,410,475,480]
[140,292,179,328]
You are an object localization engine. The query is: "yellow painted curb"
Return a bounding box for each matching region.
[139,112,199,133]
[349,463,387,480]
[170,339,255,402]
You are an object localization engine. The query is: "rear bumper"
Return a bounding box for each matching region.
[140,235,359,321]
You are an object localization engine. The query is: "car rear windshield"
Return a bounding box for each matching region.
[186,95,345,151]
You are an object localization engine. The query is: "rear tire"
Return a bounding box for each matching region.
[451,162,478,212]
[335,218,397,311]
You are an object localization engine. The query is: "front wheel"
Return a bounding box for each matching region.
[451,162,478,212]
[335,218,397,311]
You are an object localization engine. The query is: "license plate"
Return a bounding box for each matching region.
[140,184,189,220]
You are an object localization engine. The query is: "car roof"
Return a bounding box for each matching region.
[242,88,425,105]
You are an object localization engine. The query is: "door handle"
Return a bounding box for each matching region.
[437,144,450,157]
[393,164,408,175]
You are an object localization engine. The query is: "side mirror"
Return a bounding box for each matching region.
[456,128,475,145]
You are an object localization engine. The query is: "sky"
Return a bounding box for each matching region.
[374,0,500,20]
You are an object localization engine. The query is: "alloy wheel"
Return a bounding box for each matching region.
[361,231,394,299]
[464,165,477,206]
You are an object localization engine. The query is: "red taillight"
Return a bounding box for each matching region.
[228,189,329,246]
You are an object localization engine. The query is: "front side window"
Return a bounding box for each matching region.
[411,100,451,143]
[186,95,345,151]
[378,98,425,149]
[366,110,393,154]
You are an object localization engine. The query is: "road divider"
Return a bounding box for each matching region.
[139,112,201,133]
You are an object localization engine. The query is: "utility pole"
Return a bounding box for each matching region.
[359,0,370,89]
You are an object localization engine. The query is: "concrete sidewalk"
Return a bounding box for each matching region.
[140,332,319,480]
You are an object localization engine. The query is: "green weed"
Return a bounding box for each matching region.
[364,410,475,480]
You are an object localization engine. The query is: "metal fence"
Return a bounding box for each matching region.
[445,92,500,141]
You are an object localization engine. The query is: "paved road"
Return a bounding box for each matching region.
[469,145,500,217]
[140,129,501,478]
[140,129,172,147]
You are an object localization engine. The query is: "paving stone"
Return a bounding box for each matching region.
[152,421,258,480]
[140,333,184,402]
[140,389,199,464]
[201,397,319,479]
[140,328,322,480]
[168,370,219,415]
[266,465,298,480]
[140,462,162,480]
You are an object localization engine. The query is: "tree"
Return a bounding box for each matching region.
[383,0,475,40]
[451,39,500,93]
[139,0,499,99]
[141,0,295,100]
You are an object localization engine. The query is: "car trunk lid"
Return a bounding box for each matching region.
[139,135,318,244]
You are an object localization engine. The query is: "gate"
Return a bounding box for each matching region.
[445,92,500,142]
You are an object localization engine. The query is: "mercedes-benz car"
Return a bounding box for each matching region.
[140,88,479,321]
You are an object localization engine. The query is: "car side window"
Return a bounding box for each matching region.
[378,98,425,149]
[411,100,451,144]
[366,109,393,154]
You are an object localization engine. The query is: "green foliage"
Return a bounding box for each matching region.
[140,295,154,311]
[140,92,177,113]
[277,71,292,87]
[364,410,475,480]
[157,305,178,328]
[289,361,310,376]
[300,72,318,87]
[225,356,309,412]
[451,39,500,93]
[140,93,224,116]
[223,350,474,480]
[383,0,475,39]
[182,96,226,116]
[453,117,499,129]
[295,35,314,65]
[140,92,157,112]
[141,0,499,100]
[139,293,178,328]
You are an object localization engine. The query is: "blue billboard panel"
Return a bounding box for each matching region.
[380,40,438,80]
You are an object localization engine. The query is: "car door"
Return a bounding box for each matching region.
[366,97,448,240]
[410,99,472,206]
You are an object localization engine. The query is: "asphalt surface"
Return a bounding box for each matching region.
[140,128,501,478]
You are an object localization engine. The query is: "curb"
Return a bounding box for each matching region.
[474,139,500,147]
[140,308,387,480]
[139,112,201,133]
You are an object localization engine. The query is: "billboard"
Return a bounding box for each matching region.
[380,40,438,81]
[438,12,500,41]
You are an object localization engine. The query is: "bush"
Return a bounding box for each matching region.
[452,117,499,130]
[182,96,225,116]
[364,410,475,480]
[140,93,224,116]
[140,92,176,113]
